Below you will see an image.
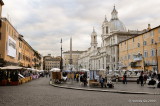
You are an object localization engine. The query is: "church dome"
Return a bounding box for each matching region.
[109,6,126,32]
[109,19,126,32]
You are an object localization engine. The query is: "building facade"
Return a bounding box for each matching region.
[0,18,42,68]
[0,18,19,66]
[0,1,42,69]
[78,6,143,73]
[119,25,160,73]
[43,54,61,71]
[63,51,84,71]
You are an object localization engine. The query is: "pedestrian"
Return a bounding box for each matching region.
[76,73,79,82]
[143,74,148,84]
[83,75,87,87]
[123,74,127,84]
[116,75,119,83]
[99,76,104,88]
[46,71,48,78]
[122,76,125,84]
[139,74,144,86]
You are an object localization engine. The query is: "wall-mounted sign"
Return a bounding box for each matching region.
[7,36,16,58]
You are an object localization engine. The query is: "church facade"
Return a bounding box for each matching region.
[78,6,143,73]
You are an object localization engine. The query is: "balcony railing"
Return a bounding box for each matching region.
[133,54,142,62]
[145,62,157,66]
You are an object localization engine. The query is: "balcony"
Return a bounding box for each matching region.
[130,62,141,67]
[145,61,157,66]
[133,54,142,62]
[118,63,127,69]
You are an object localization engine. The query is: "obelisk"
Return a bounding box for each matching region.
[70,37,72,66]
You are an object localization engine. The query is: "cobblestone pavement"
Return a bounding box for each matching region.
[0,77,160,106]
[59,80,160,94]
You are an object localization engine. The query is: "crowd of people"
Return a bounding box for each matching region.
[75,73,88,86]
[121,71,160,88]
[59,70,160,89]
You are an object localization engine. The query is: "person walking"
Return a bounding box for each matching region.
[100,76,104,88]
[143,74,148,84]
[76,73,79,82]
[116,75,119,83]
[83,75,87,87]
[123,74,127,84]
[139,74,144,86]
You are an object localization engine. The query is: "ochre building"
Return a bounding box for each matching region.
[119,25,160,73]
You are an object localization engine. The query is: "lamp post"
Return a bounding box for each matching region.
[155,42,158,74]
[60,38,63,72]
[140,53,145,72]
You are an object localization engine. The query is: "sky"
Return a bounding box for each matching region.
[2,0,160,56]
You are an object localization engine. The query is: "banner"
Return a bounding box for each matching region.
[7,36,16,58]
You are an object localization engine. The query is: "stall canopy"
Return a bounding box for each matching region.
[38,70,44,72]
[80,69,89,72]
[0,66,26,70]
[50,68,60,72]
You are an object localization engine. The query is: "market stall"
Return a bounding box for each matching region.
[50,68,62,84]
[89,69,106,87]
[0,66,26,86]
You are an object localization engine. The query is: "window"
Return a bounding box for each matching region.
[143,41,147,46]
[106,26,108,33]
[144,51,148,58]
[125,56,127,60]
[151,39,154,44]
[128,55,130,59]
[18,53,21,60]
[144,34,147,38]
[151,49,155,56]
[158,28,160,33]
[150,31,154,36]
[138,43,140,47]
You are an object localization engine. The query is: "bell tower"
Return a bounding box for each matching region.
[91,27,98,49]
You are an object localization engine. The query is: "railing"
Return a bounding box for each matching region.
[133,54,142,62]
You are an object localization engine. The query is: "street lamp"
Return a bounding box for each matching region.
[60,38,63,72]
[139,53,145,72]
[155,42,158,74]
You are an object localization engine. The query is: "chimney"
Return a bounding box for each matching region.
[148,24,151,30]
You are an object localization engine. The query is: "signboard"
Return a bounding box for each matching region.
[7,36,16,58]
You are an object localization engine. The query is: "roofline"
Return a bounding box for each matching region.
[119,25,160,44]
[1,17,19,33]
[63,50,85,54]
[118,35,139,44]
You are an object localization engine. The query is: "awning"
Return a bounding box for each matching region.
[50,68,61,72]
[0,66,26,70]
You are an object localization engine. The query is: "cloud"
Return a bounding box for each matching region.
[2,0,160,56]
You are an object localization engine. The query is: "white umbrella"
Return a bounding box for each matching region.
[80,69,89,72]
[39,70,44,72]
[50,68,61,72]
[0,66,25,70]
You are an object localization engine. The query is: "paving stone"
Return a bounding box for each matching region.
[0,78,160,106]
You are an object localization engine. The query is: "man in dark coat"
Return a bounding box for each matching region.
[123,74,127,84]
[139,74,144,86]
